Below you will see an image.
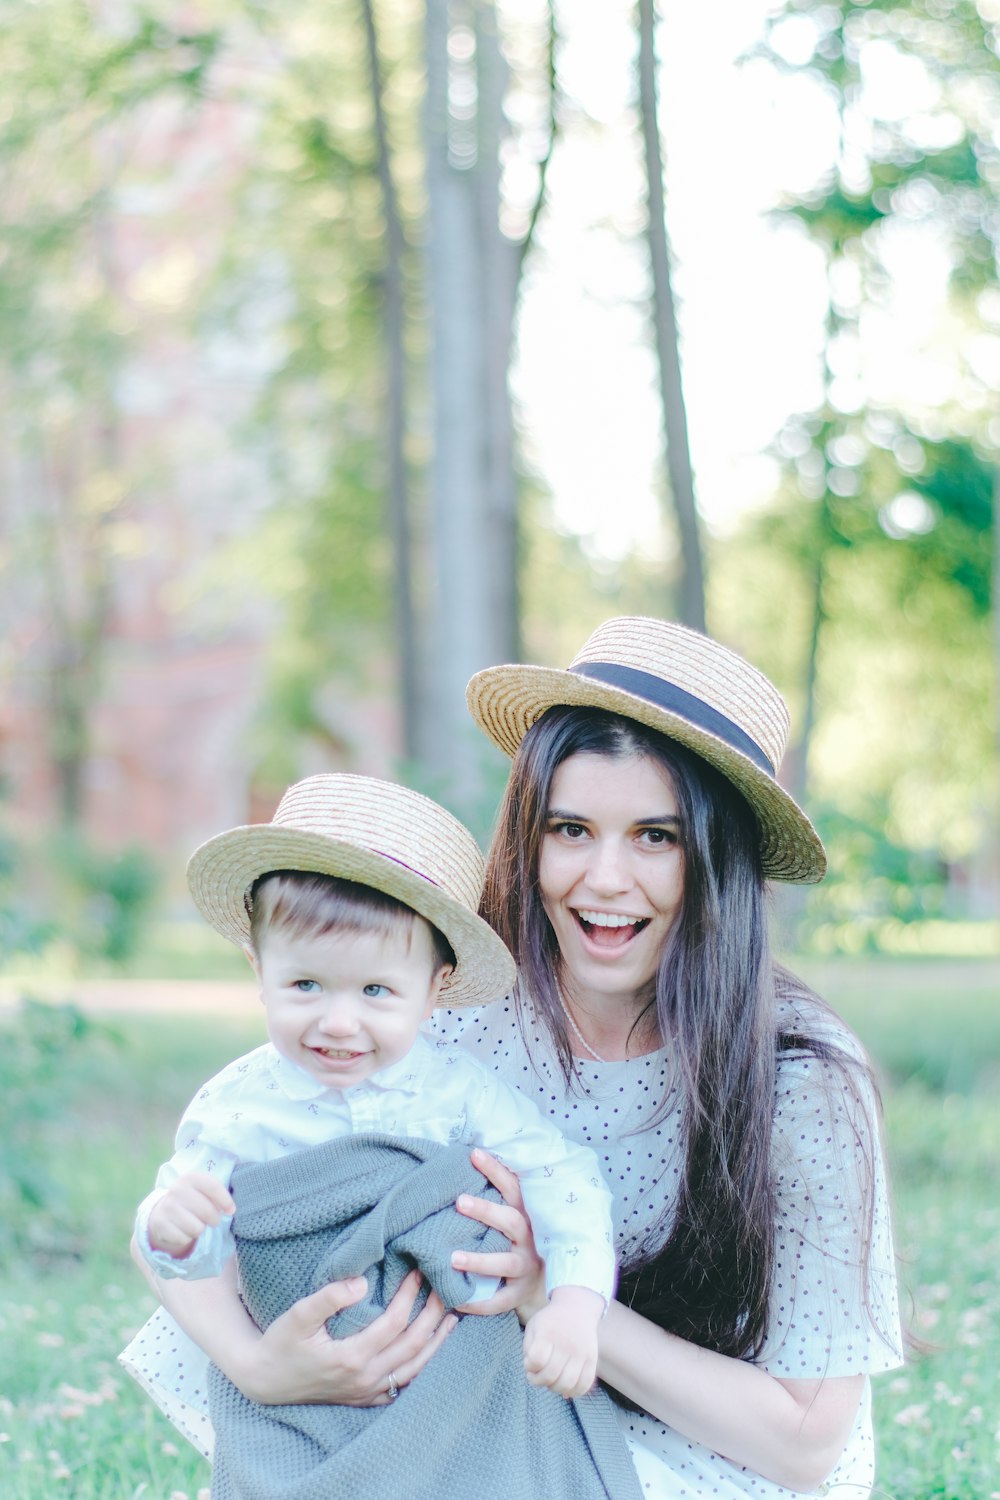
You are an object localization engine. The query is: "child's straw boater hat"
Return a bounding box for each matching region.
[186,774,516,1005]
[466,616,826,884]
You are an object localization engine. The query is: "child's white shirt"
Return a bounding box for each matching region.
[135,1029,615,1304]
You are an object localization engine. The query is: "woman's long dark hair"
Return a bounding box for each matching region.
[481,704,876,1362]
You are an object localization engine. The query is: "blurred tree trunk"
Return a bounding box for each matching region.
[636,0,706,633]
[421,0,521,803]
[47,208,124,827]
[477,2,521,670]
[994,466,1000,900]
[360,0,420,761]
[787,495,830,810]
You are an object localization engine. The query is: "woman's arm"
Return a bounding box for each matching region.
[453,1153,863,1493]
[599,1300,863,1492]
[130,1237,457,1406]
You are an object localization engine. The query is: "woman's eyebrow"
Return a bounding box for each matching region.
[546,808,681,826]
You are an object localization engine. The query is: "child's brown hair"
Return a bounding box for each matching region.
[248,871,456,973]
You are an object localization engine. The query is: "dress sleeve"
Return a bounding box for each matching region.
[760,1043,903,1380]
[461,1059,617,1304]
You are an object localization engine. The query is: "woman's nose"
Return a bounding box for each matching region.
[585,837,632,896]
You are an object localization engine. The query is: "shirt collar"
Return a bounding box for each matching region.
[267,1032,434,1101]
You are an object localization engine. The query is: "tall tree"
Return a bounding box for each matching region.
[746,0,999,893]
[0,6,219,824]
[361,0,420,761]
[421,0,552,804]
[636,0,706,632]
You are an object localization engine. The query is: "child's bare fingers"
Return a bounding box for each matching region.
[195,1196,232,1227]
[522,1337,552,1376]
[558,1356,596,1399]
[525,1353,562,1389]
[188,1173,236,1211]
[545,1360,584,1399]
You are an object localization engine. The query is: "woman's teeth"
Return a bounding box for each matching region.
[577,910,642,928]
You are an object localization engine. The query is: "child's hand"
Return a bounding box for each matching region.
[521,1285,604,1399]
[147,1172,235,1260]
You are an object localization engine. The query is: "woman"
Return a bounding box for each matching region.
[126,617,902,1498]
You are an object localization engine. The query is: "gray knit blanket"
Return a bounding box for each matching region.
[208,1132,642,1500]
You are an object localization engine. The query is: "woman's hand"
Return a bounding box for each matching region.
[451,1148,547,1324]
[229,1269,458,1407]
[134,1235,458,1410]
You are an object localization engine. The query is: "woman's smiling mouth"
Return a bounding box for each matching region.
[573,910,650,947]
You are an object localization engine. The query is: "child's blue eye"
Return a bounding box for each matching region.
[294,979,320,994]
[363,983,391,999]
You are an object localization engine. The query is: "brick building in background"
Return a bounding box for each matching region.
[0,61,400,908]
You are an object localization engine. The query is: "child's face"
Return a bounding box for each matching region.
[253,916,449,1089]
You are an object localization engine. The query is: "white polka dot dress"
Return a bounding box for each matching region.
[431,995,903,1500]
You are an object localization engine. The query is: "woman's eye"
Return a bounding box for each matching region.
[640,827,677,846]
[552,820,588,840]
[362,983,391,999]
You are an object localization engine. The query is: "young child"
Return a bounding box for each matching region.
[133,773,615,1405]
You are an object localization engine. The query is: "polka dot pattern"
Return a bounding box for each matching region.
[119,1307,215,1461]
[431,996,903,1499]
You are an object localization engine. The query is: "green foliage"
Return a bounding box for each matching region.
[801,798,949,949]
[0,2,223,382]
[0,2,233,838]
[907,439,996,613]
[46,832,161,964]
[718,440,996,867]
[1,819,161,973]
[0,818,55,958]
[739,0,1000,909]
[0,1000,109,1256]
[182,0,427,772]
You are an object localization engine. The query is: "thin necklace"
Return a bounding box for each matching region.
[559,992,608,1065]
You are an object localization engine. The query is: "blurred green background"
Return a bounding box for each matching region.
[1,0,998,1495]
[0,0,996,965]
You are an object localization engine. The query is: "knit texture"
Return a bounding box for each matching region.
[208,1132,642,1500]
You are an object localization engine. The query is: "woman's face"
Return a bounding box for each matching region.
[537,751,685,1013]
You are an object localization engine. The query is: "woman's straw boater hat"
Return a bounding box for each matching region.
[467,616,826,884]
[186,774,516,1005]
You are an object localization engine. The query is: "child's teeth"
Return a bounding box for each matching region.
[579,911,640,928]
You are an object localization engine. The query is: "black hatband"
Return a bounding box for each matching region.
[569,661,775,777]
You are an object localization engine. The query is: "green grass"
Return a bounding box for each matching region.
[0,920,251,985]
[796,956,1000,1498]
[1,959,998,1498]
[0,1012,262,1500]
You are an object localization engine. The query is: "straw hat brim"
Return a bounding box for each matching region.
[466,664,826,884]
[187,827,516,1006]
